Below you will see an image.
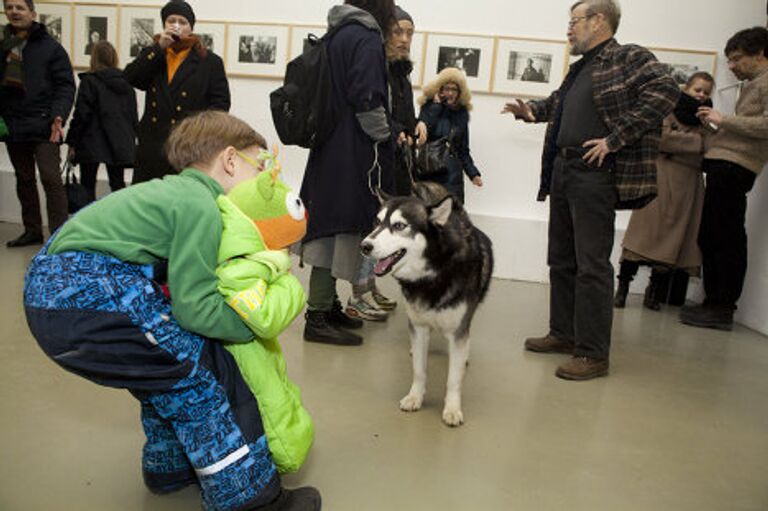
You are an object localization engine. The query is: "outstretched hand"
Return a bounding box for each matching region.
[501,99,534,122]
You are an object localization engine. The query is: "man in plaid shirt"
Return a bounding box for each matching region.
[504,0,679,380]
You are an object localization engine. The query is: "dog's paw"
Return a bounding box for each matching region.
[399,394,423,412]
[442,406,464,427]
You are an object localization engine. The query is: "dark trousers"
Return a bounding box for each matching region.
[699,159,756,309]
[548,155,616,359]
[6,141,68,235]
[308,266,337,311]
[79,162,126,202]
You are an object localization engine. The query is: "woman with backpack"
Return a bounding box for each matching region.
[66,40,137,203]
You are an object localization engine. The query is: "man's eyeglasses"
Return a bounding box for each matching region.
[568,14,595,27]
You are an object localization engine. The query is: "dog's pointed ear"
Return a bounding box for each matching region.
[376,188,393,205]
[428,196,453,226]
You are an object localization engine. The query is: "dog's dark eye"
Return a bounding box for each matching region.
[392,222,407,231]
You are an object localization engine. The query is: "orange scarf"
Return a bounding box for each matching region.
[165,35,199,83]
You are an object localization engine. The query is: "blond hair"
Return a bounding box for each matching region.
[165,111,267,171]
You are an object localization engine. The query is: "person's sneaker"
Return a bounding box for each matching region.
[303,310,362,346]
[680,304,733,331]
[371,289,397,310]
[524,334,574,354]
[259,486,322,511]
[555,356,609,381]
[345,293,389,321]
[328,299,363,330]
[6,230,43,248]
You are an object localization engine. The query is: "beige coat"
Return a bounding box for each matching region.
[621,113,708,272]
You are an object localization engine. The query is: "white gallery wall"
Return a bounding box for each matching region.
[1,0,765,333]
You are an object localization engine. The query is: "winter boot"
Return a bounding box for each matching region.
[614,278,630,308]
[303,310,362,346]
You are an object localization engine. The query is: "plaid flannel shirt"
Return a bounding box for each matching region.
[528,39,680,210]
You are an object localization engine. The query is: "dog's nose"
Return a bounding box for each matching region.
[360,240,373,256]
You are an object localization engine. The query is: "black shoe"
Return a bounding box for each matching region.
[680,304,733,331]
[259,487,322,511]
[328,299,363,330]
[304,310,362,346]
[143,469,198,495]
[6,231,43,248]
[614,279,630,308]
[643,281,661,311]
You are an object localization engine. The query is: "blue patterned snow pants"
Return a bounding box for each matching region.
[24,246,281,511]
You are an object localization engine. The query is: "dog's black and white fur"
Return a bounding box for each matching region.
[361,182,493,426]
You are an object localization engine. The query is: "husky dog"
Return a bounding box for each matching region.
[361,182,493,426]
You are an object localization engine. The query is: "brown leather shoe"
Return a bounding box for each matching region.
[555,356,609,381]
[524,334,574,354]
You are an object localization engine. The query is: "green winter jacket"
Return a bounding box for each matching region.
[216,193,313,474]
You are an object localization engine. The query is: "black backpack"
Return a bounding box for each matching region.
[270,22,354,149]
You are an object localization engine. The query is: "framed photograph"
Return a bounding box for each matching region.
[409,31,426,88]
[422,33,495,92]
[73,3,118,68]
[492,38,568,97]
[37,3,74,55]
[195,21,227,56]
[651,47,718,85]
[288,24,325,61]
[118,5,160,65]
[226,23,289,77]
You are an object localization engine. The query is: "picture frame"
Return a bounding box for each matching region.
[492,37,568,97]
[288,24,325,61]
[73,3,118,68]
[422,32,495,93]
[36,2,74,56]
[118,5,160,66]
[226,23,289,78]
[195,21,227,57]
[650,47,718,85]
[409,31,426,88]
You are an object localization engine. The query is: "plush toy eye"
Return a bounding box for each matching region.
[285,191,305,221]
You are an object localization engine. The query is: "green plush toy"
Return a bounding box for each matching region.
[216,147,313,474]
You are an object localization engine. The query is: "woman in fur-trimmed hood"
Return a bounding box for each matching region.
[416,67,481,203]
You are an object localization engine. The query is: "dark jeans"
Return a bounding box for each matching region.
[699,159,756,309]
[6,141,68,235]
[79,162,126,203]
[548,155,617,359]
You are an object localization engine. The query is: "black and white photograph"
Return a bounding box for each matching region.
[437,46,481,77]
[423,33,494,92]
[130,18,155,57]
[194,22,226,56]
[74,4,117,67]
[227,24,289,77]
[238,35,277,64]
[35,3,72,54]
[507,51,553,83]
[493,38,567,96]
[84,16,107,55]
[652,48,718,85]
[40,14,62,44]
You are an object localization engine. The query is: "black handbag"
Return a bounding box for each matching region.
[62,158,90,214]
[414,128,455,177]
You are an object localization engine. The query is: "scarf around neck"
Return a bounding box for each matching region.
[1,24,30,91]
[673,91,712,127]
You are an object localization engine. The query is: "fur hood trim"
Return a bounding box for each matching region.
[418,67,473,112]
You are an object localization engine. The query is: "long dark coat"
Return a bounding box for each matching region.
[123,40,230,183]
[389,59,417,196]
[417,100,480,204]
[299,22,393,243]
[0,22,74,142]
[65,69,138,167]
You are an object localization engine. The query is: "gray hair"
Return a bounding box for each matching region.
[571,0,621,34]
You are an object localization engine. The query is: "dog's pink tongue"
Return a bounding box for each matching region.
[374,255,395,276]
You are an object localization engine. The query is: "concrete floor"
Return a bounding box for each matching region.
[1,220,767,511]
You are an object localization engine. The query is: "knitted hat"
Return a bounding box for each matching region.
[161,0,196,29]
[394,6,413,26]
